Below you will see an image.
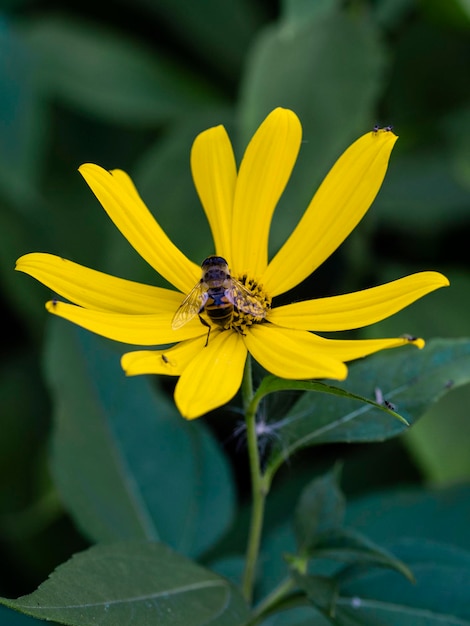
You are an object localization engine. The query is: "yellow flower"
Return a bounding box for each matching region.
[16,108,449,419]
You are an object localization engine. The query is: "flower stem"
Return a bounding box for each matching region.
[241,356,268,604]
[250,577,296,624]
[241,352,254,414]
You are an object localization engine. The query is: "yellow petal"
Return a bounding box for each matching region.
[269,271,449,331]
[244,324,347,380]
[191,125,237,265]
[231,108,302,276]
[16,252,181,314]
[305,333,425,362]
[79,164,200,293]
[122,336,206,377]
[263,128,398,296]
[175,330,247,419]
[46,300,205,345]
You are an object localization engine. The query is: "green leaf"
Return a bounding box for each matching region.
[362,271,470,484]
[0,21,51,336]
[374,147,470,231]
[0,605,51,625]
[258,523,298,600]
[335,540,470,625]
[0,19,48,187]
[405,384,470,484]
[254,377,388,406]
[45,321,235,557]
[292,573,337,616]
[259,484,470,609]
[253,376,407,425]
[346,483,470,552]
[384,538,470,570]
[445,105,470,191]
[265,339,470,476]
[20,16,221,125]
[372,0,415,28]
[422,0,470,29]
[294,469,345,551]
[128,0,263,78]
[239,8,387,256]
[311,528,414,583]
[282,0,340,25]
[260,606,332,625]
[385,18,470,127]
[1,541,250,626]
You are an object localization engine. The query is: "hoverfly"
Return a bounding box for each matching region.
[172,255,266,345]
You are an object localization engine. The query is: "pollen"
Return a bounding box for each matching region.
[231,274,271,331]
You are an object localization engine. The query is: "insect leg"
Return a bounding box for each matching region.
[198,314,212,347]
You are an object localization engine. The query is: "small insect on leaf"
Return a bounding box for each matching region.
[374,386,396,411]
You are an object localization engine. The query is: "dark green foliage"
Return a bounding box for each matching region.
[1,0,469,624]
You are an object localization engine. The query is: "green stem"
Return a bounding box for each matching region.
[250,577,296,623]
[262,451,284,491]
[241,356,269,604]
[241,352,254,413]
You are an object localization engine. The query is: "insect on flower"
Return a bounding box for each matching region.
[172,255,267,345]
[373,124,394,133]
[15,108,450,419]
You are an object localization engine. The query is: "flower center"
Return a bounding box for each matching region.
[230,274,271,332]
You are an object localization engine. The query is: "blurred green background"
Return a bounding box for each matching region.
[1,0,469,606]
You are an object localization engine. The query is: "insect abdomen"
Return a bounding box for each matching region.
[205,290,233,328]
[206,305,233,328]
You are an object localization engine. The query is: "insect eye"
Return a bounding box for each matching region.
[201,255,227,269]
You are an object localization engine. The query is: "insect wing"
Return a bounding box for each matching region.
[172,281,208,329]
[226,279,266,319]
